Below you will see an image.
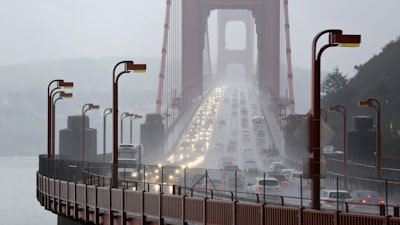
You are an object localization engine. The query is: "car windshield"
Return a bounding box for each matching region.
[356,191,379,198]
[292,173,302,178]
[329,192,351,199]
[224,165,240,171]
[258,180,278,186]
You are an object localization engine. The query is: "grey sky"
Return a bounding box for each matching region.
[1,0,399,77]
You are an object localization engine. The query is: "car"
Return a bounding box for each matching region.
[320,189,354,211]
[242,146,252,152]
[221,164,240,176]
[281,169,296,179]
[199,131,210,141]
[213,142,224,151]
[202,178,225,190]
[226,140,238,151]
[223,171,245,188]
[288,171,309,188]
[247,177,282,196]
[243,160,261,174]
[218,157,234,169]
[269,162,286,174]
[179,142,190,151]
[256,130,265,140]
[351,190,384,205]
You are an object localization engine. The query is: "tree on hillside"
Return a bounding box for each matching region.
[321,67,348,97]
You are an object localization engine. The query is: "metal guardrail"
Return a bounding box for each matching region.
[39,154,400,216]
[37,173,400,225]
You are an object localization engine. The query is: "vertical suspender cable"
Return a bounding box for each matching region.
[284,0,295,113]
[156,0,172,114]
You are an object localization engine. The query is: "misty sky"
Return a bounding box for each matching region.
[1,0,399,77]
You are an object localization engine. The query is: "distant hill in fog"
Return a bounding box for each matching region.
[0,57,160,156]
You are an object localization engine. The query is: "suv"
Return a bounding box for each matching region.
[221,164,240,177]
[247,177,282,196]
[288,171,309,188]
[320,189,354,210]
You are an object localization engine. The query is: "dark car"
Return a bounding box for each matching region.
[223,171,245,188]
[351,190,384,213]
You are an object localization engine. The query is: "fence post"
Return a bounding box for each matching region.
[394,206,399,217]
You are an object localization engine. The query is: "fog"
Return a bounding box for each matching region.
[1,0,400,156]
[1,1,399,75]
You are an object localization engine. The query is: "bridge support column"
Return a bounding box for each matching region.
[58,215,94,225]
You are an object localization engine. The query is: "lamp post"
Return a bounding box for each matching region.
[130,114,142,143]
[112,61,146,188]
[52,91,73,158]
[103,108,112,163]
[120,112,134,143]
[359,98,381,180]
[328,104,347,188]
[82,103,100,161]
[47,79,73,158]
[310,29,360,209]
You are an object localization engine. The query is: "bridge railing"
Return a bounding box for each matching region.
[38,154,400,216]
[37,173,400,225]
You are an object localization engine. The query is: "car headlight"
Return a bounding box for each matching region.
[131,172,138,178]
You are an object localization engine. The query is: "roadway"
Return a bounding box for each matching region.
[156,83,395,215]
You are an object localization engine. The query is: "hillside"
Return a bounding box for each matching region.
[322,37,400,157]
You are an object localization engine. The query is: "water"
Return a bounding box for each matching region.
[0,156,57,225]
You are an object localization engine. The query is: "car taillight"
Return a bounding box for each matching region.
[321,180,327,185]
[281,180,288,185]
[219,184,225,189]
[378,200,385,205]
[255,186,262,191]
[277,187,282,191]
[360,199,367,204]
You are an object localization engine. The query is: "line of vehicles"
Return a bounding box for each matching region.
[114,85,387,214]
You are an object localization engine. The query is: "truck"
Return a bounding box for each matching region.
[117,143,142,185]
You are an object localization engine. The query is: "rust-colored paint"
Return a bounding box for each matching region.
[37,173,398,225]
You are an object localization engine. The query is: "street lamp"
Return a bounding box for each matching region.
[82,103,100,161]
[47,79,73,158]
[328,104,347,188]
[310,29,360,209]
[120,112,134,143]
[130,114,143,143]
[103,108,112,163]
[112,61,146,188]
[52,91,73,158]
[358,98,381,180]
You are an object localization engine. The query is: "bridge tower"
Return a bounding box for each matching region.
[182,0,280,104]
[216,10,254,83]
